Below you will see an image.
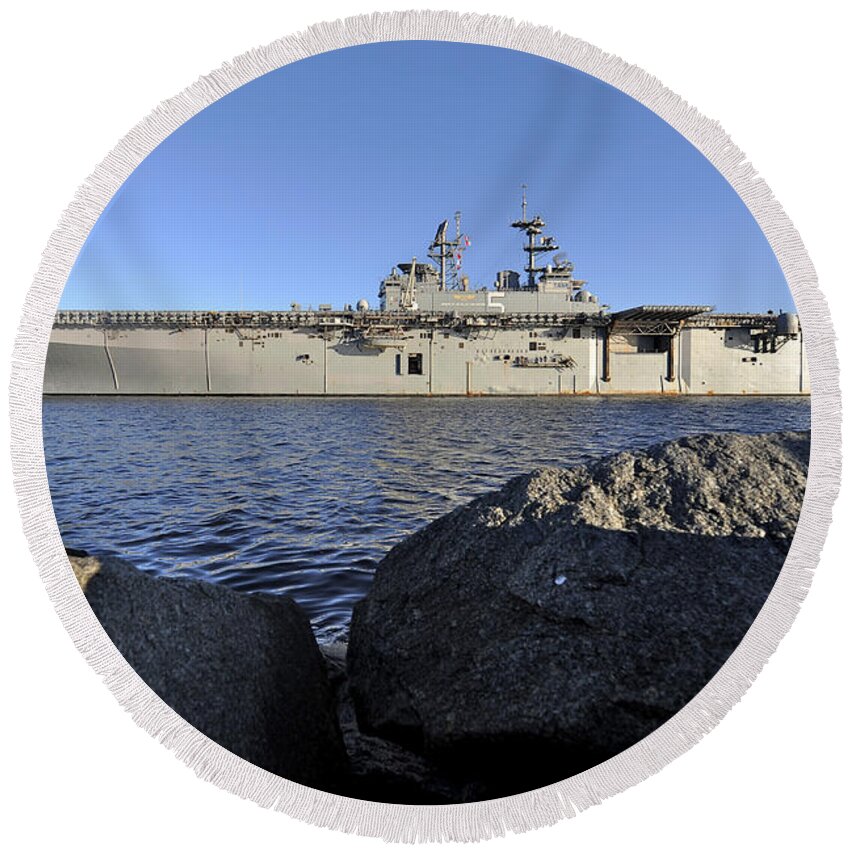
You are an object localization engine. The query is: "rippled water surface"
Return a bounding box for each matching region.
[43,396,810,642]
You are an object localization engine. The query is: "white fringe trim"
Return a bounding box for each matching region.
[8,9,841,843]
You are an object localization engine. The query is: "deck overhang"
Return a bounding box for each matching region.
[609,305,713,335]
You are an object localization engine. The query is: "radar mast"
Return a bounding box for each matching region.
[510,185,559,287]
[428,211,470,290]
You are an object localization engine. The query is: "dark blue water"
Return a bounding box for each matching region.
[43,396,810,642]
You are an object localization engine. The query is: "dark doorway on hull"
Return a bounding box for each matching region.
[408,353,424,375]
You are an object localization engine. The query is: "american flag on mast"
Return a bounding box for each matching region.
[456,235,470,268]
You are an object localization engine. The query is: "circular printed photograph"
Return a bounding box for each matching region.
[44,41,810,803]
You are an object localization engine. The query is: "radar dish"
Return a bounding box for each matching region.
[553,253,568,267]
[432,220,449,246]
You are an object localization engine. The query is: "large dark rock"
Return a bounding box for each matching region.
[70,554,348,792]
[348,430,810,799]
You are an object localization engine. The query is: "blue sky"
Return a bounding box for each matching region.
[61,41,793,314]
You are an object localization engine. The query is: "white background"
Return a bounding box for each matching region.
[1,2,847,848]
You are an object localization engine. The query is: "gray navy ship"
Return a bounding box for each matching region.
[45,191,808,396]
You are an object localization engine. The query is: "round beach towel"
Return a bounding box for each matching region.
[9,10,841,843]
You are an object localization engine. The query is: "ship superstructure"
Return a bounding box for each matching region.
[45,192,808,396]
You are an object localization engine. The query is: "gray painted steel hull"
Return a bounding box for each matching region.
[45,322,809,396]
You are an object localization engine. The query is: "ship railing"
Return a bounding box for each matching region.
[684,313,779,329]
[52,308,610,331]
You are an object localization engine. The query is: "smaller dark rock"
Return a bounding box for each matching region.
[71,554,348,793]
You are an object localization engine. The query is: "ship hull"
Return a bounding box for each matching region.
[45,321,809,396]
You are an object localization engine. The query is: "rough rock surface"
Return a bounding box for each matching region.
[70,553,348,792]
[348,431,810,799]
